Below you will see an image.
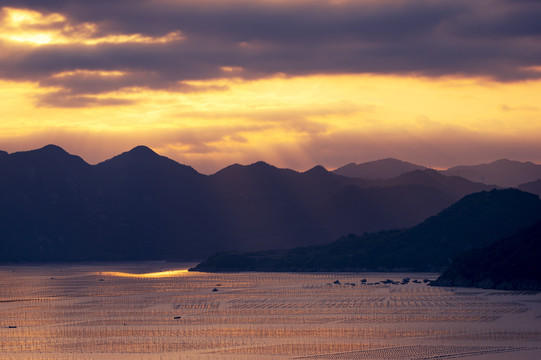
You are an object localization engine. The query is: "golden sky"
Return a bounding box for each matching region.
[1,1,541,173]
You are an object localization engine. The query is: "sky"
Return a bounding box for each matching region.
[1,0,541,174]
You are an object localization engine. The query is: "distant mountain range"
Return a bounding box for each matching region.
[441,159,541,188]
[333,158,426,179]
[433,219,541,290]
[0,145,496,262]
[333,158,541,188]
[192,189,541,272]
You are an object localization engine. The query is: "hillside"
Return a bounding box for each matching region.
[432,220,541,290]
[192,189,541,272]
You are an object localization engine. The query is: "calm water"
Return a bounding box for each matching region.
[0,263,540,359]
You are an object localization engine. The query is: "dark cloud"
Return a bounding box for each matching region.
[2,0,541,106]
[37,69,228,95]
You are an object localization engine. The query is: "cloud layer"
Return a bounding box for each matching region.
[1,0,541,106]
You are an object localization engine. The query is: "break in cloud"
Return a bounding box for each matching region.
[1,0,541,106]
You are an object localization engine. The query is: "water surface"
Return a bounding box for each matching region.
[1,263,540,359]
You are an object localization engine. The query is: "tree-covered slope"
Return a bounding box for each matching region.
[432,220,541,290]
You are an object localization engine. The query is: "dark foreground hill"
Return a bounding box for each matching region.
[432,220,541,290]
[0,146,494,262]
[192,189,541,272]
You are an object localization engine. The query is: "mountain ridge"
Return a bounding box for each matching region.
[0,145,499,262]
[333,158,426,179]
[442,159,541,187]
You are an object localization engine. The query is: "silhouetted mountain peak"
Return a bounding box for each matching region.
[26,144,71,158]
[333,158,426,179]
[40,144,67,153]
[98,145,198,175]
[304,165,329,176]
[115,145,162,161]
[249,161,276,170]
[129,145,190,166]
[213,161,292,179]
[9,144,88,167]
[128,145,157,155]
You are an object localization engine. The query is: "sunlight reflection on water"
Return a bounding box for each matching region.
[100,269,190,278]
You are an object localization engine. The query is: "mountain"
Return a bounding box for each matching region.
[90,146,215,260]
[0,145,95,261]
[192,189,541,272]
[205,163,458,251]
[378,169,494,198]
[0,146,497,262]
[2,144,89,177]
[519,179,541,197]
[442,159,541,187]
[432,219,541,290]
[333,158,426,179]
[96,145,199,175]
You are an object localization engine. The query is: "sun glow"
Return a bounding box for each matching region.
[3,7,65,26]
[2,73,541,171]
[100,269,190,278]
[51,70,129,78]
[0,7,183,46]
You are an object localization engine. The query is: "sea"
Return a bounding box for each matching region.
[1,262,540,359]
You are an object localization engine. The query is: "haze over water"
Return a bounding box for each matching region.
[1,263,540,359]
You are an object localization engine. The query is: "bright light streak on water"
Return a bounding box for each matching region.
[100,269,190,278]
